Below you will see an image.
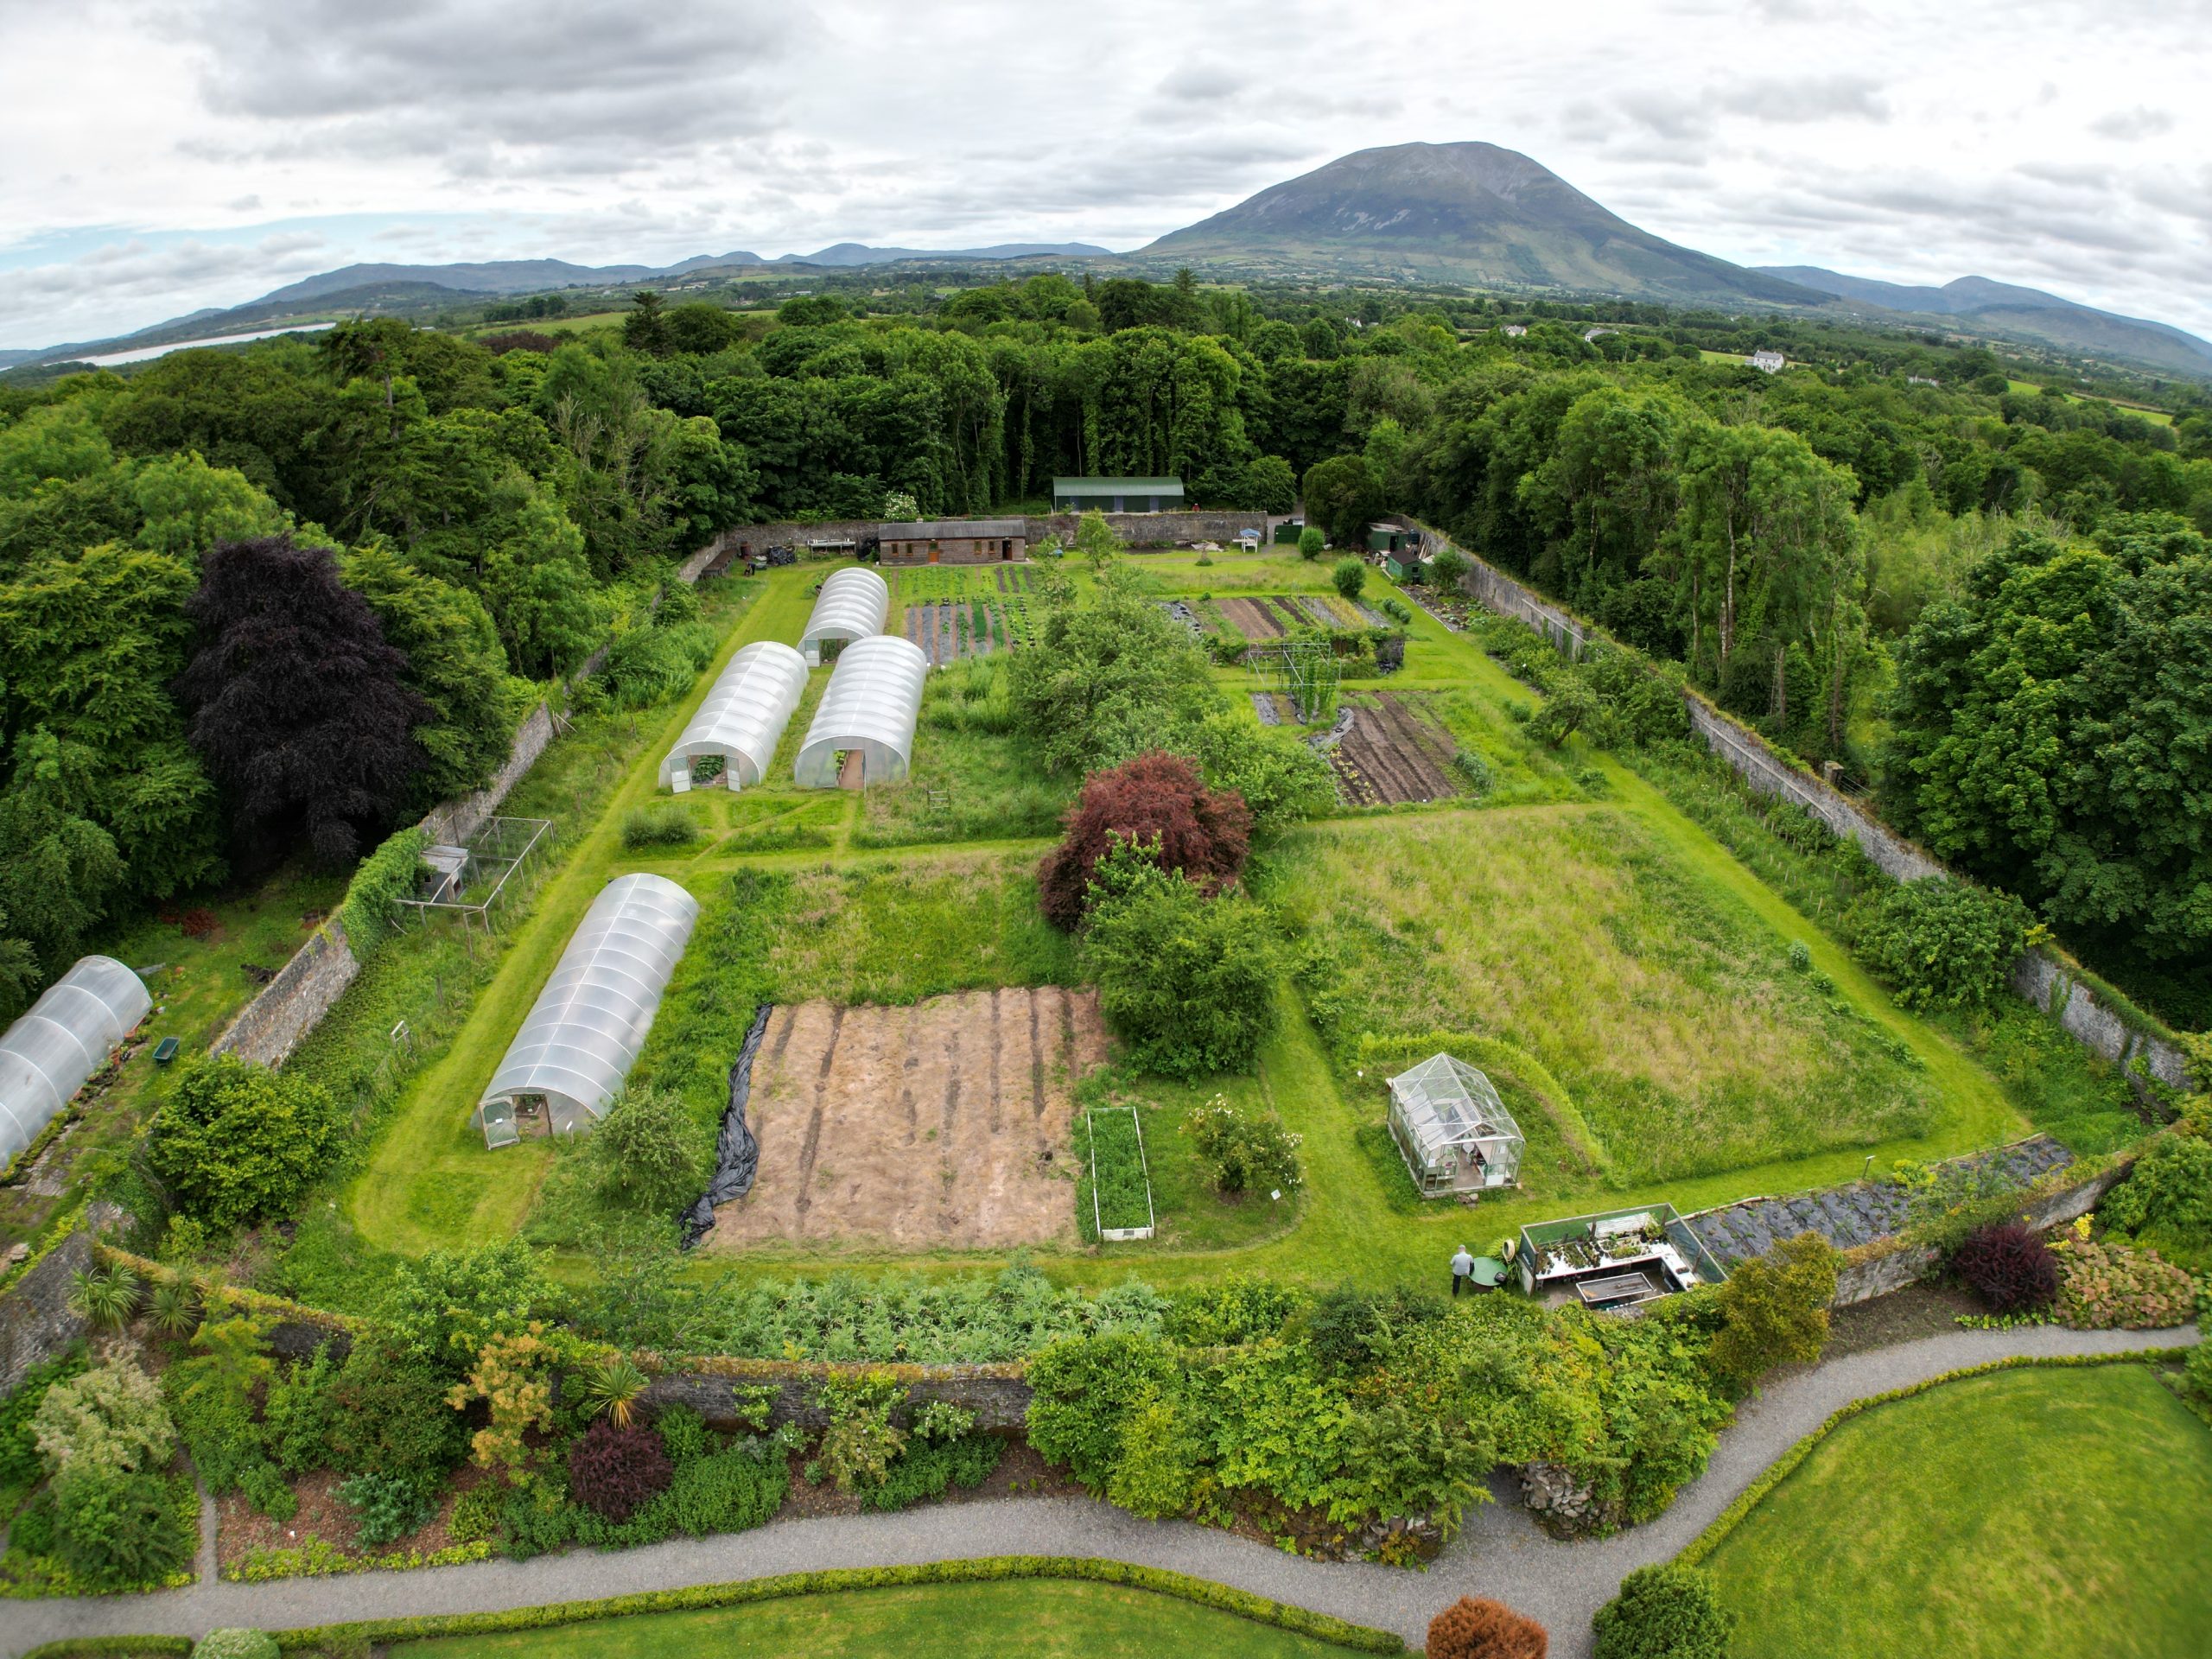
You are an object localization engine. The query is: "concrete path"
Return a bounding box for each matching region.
[4,1325,2193,1659]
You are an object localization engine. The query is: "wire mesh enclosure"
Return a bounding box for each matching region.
[1249,639,1343,724]
[399,817,553,940]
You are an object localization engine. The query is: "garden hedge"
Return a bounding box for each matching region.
[1675,1350,2179,1569]
[238,1558,1405,1653]
[21,1641,194,1659]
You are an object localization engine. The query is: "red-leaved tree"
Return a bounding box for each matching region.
[1037,751,1251,928]
[1427,1596,1548,1659]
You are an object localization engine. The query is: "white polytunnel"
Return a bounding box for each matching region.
[659,640,809,791]
[475,874,699,1147]
[0,956,150,1168]
[797,566,889,666]
[793,633,929,789]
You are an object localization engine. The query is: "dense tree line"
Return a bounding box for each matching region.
[3,270,2206,1019]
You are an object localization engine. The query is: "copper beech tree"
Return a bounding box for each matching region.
[1037,751,1251,929]
[1427,1596,1548,1659]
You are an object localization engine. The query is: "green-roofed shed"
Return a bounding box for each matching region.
[1052,476,1185,512]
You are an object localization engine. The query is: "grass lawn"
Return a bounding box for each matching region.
[396,1580,1374,1659]
[1268,805,1944,1185]
[1702,1363,2212,1659]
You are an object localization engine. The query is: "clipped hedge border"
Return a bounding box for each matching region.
[235,1557,1404,1654]
[20,1639,194,1659]
[1675,1350,2178,1570]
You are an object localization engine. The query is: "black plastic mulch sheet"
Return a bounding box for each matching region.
[679,1003,772,1248]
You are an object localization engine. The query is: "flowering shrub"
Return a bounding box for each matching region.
[1181,1096,1303,1197]
[2055,1239,2197,1329]
[1950,1223,2058,1313]
[567,1421,674,1522]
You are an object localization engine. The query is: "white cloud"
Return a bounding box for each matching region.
[2,0,2209,344]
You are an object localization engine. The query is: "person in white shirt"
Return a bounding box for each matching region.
[1450,1244,1476,1297]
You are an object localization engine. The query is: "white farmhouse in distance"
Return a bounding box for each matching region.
[1746,348,1787,373]
[1503,323,1529,338]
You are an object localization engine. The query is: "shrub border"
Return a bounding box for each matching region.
[1675,1349,2179,1570]
[101,1557,1401,1655]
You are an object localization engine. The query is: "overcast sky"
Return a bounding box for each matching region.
[3,0,2209,348]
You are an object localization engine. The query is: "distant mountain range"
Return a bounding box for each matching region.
[10,143,2207,380]
[1754,267,2212,378]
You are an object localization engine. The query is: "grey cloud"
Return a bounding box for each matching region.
[164,1,800,176]
[2090,106,2176,140]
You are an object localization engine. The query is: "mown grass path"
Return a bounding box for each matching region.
[8,1327,2192,1659]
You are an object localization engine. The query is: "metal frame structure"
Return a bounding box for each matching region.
[1386,1053,1524,1197]
[397,817,554,941]
[1249,638,1342,724]
[0,957,149,1167]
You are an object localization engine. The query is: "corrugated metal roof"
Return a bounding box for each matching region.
[879,519,1027,538]
[1051,477,1185,493]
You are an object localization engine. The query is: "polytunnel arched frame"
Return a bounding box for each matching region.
[659,639,809,791]
[798,566,889,665]
[476,873,699,1147]
[793,633,929,789]
[0,956,150,1168]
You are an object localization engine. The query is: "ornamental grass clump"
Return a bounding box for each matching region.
[1427,1596,1548,1659]
[1950,1221,2058,1313]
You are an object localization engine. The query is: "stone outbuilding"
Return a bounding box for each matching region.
[877,518,1027,565]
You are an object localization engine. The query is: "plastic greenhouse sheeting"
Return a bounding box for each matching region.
[660,640,809,791]
[477,874,699,1142]
[798,566,889,665]
[792,633,928,788]
[0,956,150,1168]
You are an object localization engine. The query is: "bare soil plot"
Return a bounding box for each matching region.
[904,599,1020,666]
[1217,597,1287,639]
[706,986,1109,1252]
[1326,691,1462,804]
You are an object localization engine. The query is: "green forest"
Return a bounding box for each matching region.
[0,270,2207,1025]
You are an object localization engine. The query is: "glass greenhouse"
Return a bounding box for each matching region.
[1386,1053,1523,1197]
[0,956,150,1168]
[659,640,809,791]
[792,633,929,788]
[798,566,889,666]
[475,874,699,1147]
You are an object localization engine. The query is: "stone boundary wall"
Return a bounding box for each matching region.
[695,511,1294,566]
[207,918,361,1067]
[419,701,556,848]
[0,1229,92,1395]
[1829,1157,2133,1306]
[1427,526,2196,1097]
[1680,699,1946,883]
[2012,950,2191,1092]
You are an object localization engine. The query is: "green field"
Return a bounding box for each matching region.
[327,547,2045,1289]
[397,1580,1373,1659]
[1702,1363,2212,1658]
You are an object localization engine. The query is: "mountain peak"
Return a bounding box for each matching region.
[1144,141,1821,305]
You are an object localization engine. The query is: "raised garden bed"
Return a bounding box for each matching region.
[1082,1105,1156,1242]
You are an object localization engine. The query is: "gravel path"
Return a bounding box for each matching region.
[7,1325,2192,1657]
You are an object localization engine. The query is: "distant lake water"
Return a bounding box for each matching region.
[75,322,334,367]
